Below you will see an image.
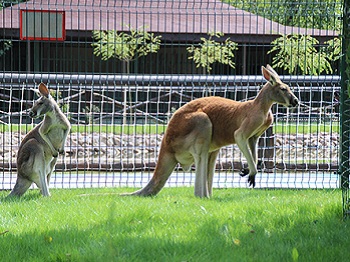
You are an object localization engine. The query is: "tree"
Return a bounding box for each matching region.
[223,0,342,75]
[223,0,342,31]
[91,26,161,73]
[91,26,162,126]
[187,32,238,74]
[268,34,337,75]
[323,37,342,62]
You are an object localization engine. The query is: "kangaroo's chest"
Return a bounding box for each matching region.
[46,125,67,147]
[41,113,69,147]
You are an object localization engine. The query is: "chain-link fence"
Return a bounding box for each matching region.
[340,0,350,219]
[0,0,348,215]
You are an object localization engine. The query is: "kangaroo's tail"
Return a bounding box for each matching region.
[121,147,177,197]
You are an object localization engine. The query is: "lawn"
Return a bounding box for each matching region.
[0,188,349,261]
[1,124,168,135]
[273,122,339,135]
[1,122,339,135]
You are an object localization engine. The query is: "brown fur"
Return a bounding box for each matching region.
[127,65,299,198]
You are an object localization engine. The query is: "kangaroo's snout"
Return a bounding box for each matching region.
[29,110,35,118]
[289,96,299,107]
[29,110,39,119]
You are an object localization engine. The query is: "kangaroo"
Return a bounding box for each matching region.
[8,83,71,197]
[122,65,299,198]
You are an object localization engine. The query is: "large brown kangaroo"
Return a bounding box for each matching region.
[123,65,299,198]
[8,83,71,197]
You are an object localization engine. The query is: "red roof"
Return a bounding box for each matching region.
[0,0,337,39]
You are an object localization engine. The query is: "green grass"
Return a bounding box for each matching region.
[0,188,349,261]
[1,122,339,135]
[273,122,339,134]
[0,124,168,135]
[69,124,168,135]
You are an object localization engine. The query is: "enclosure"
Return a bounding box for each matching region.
[0,0,349,217]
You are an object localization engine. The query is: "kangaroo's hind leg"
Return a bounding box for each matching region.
[207,149,220,197]
[189,112,213,198]
[30,152,51,197]
[47,156,58,185]
[7,177,32,197]
[8,142,37,197]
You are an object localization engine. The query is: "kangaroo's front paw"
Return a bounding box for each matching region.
[248,175,256,188]
[58,148,65,154]
[51,148,59,157]
[239,168,249,177]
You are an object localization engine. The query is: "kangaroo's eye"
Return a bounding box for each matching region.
[281,87,287,91]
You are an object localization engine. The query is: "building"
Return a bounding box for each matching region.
[0,0,338,75]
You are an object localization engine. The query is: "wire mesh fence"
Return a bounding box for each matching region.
[0,0,347,207]
[0,73,340,190]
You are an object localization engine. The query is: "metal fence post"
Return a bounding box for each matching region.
[340,0,350,219]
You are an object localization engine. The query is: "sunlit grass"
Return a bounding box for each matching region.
[0,124,168,135]
[273,122,339,134]
[1,122,339,135]
[0,188,348,261]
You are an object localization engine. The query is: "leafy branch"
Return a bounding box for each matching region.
[187,32,238,74]
[91,26,162,127]
[268,34,339,75]
[0,40,12,57]
[91,26,162,72]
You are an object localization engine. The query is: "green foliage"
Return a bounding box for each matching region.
[187,32,238,73]
[49,90,70,114]
[268,34,335,75]
[0,188,348,261]
[223,0,342,31]
[91,26,161,125]
[91,26,162,63]
[0,40,12,57]
[324,37,342,62]
[1,1,27,10]
[82,105,101,124]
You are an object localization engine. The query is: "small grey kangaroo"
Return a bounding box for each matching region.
[8,83,71,197]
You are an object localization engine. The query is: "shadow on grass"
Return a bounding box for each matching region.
[0,216,230,261]
[1,203,349,262]
[0,190,42,203]
[1,188,349,261]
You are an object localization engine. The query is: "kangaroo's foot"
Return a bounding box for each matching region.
[248,175,256,188]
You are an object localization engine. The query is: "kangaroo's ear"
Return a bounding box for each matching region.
[266,64,280,78]
[31,88,41,97]
[262,66,277,86]
[38,83,50,97]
